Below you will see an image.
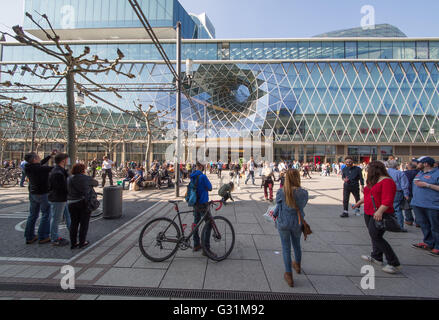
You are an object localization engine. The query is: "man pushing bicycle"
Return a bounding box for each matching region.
[190,162,213,255]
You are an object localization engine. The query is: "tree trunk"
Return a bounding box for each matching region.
[145,129,152,169]
[66,72,77,166]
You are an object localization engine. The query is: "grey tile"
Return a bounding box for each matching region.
[234,223,264,235]
[95,268,166,287]
[53,267,83,280]
[95,254,120,265]
[160,258,207,289]
[132,255,172,269]
[300,252,359,277]
[77,268,104,281]
[97,295,170,300]
[31,266,60,279]
[317,231,369,245]
[252,235,281,251]
[0,265,32,277]
[307,275,364,296]
[113,247,142,268]
[400,266,439,296]
[204,259,270,292]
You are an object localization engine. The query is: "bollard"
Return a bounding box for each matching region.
[103,186,123,219]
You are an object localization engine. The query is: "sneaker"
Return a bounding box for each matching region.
[429,249,439,257]
[361,255,384,266]
[202,249,217,258]
[354,208,361,216]
[405,221,414,226]
[412,243,433,251]
[340,212,349,218]
[26,236,38,245]
[52,238,69,247]
[38,237,51,244]
[193,245,202,252]
[382,265,401,274]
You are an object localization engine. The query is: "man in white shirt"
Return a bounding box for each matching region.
[101,156,114,187]
[245,157,256,185]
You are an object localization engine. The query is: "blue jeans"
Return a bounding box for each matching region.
[20,170,26,187]
[193,203,211,249]
[404,208,417,224]
[245,171,255,184]
[278,229,302,273]
[49,202,71,241]
[393,191,405,229]
[412,206,439,250]
[25,193,51,241]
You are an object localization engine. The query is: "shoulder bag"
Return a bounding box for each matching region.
[371,195,402,233]
[297,208,312,241]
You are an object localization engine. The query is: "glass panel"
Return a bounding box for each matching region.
[357,42,369,59]
[393,42,404,59]
[345,42,357,59]
[416,41,429,59]
[368,42,381,59]
[298,42,309,59]
[430,41,439,59]
[381,42,393,59]
[404,42,416,59]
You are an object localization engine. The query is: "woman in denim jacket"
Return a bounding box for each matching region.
[273,169,309,287]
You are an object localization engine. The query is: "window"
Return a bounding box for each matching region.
[416,41,429,59]
[404,42,416,59]
[430,41,439,59]
[345,42,357,59]
[357,42,369,59]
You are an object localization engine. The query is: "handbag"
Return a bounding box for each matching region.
[69,177,100,212]
[371,195,402,233]
[297,208,312,241]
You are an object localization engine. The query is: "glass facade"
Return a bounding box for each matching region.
[23,0,206,39]
[1,1,439,163]
[3,40,439,62]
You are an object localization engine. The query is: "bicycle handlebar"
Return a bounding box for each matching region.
[210,200,223,211]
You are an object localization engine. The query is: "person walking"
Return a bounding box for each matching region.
[410,157,439,257]
[217,160,223,179]
[340,157,364,218]
[403,162,421,227]
[48,153,71,246]
[262,162,275,202]
[90,158,98,178]
[19,158,27,187]
[190,163,214,256]
[67,163,99,249]
[245,157,256,185]
[353,161,401,274]
[24,150,57,244]
[273,169,309,287]
[387,160,410,232]
[101,156,114,187]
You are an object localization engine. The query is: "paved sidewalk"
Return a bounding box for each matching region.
[0,173,438,300]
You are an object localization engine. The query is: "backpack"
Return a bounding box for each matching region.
[185,175,200,207]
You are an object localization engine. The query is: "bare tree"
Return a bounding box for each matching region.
[1,12,135,164]
[133,102,174,168]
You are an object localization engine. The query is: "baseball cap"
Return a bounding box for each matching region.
[417,156,435,166]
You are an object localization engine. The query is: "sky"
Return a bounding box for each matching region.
[1,0,439,40]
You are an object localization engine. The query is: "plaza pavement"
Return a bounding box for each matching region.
[0,172,438,300]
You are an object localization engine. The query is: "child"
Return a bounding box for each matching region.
[218,182,234,205]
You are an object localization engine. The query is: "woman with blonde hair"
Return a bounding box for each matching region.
[273,169,309,287]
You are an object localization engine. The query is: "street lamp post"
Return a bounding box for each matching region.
[175,21,182,197]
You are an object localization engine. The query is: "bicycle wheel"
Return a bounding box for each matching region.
[201,216,235,262]
[139,217,181,262]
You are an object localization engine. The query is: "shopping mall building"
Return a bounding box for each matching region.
[1,0,438,165]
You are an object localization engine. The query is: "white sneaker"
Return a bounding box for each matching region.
[382,265,401,274]
[361,255,384,266]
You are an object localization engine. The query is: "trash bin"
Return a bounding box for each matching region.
[103,186,123,219]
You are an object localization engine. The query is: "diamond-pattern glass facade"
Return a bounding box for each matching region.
[1,61,438,146]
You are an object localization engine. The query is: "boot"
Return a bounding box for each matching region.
[284,272,294,287]
[293,261,301,274]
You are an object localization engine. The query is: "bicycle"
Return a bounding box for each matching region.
[139,200,235,262]
[0,168,20,187]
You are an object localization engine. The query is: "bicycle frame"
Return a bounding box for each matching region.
[164,201,223,244]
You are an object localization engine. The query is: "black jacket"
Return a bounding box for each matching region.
[342,166,364,187]
[48,165,69,202]
[67,174,99,201]
[24,156,53,195]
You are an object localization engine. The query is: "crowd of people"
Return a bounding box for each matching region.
[10,150,439,289]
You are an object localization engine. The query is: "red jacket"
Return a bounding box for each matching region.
[363,178,396,216]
